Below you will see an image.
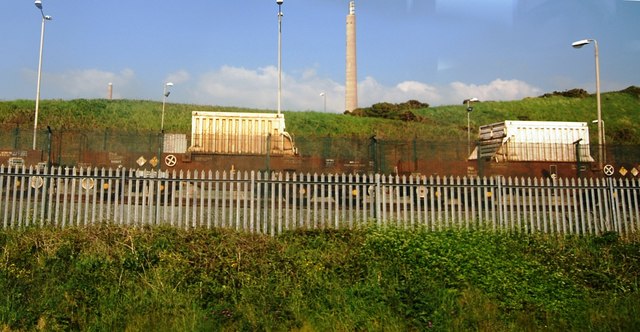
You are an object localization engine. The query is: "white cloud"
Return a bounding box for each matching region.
[192,66,275,109]
[161,67,543,110]
[437,58,455,72]
[193,66,540,113]
[447,79,542,103]
[42,68,137,99]
[358,78,442,107]
[27,65,542,111]
[357,77,540,107]
[192,65,344,112]
[165,70,190,85]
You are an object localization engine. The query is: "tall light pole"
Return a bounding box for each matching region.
[572,38,603,169]
[463,98,479,156]
[161,82,173,133]
[276,0,284,117]
[33,0,52,150]
[592,119,606,163]
[320,92,326,112]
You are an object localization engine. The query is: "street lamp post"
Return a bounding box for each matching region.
[463,98,479,156]
[158,82,173,170]
[276,0,283,117]
[592,119,606,164]
[33,0,52,150]
[320,92,326,112]
[161,82,173,133]
[572,38,603,169]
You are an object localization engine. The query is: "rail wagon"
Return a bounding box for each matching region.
[468,120,596,178]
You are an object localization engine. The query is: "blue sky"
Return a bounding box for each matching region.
[1,0,639,113]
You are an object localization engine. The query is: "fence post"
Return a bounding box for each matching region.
[608,177,620,236]
[250,170,255,233]
[374,173,381,226]
[497,176,503,231]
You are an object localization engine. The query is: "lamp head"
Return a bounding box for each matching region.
[44,15,52,20]
[277,0,284,5]
[35,0,42,9]
[572,39,591,48]
[164,83,173,97]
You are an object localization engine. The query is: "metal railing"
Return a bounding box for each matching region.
[1,165,638,237]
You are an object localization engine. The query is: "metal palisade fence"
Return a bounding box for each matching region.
[0,165,638,237]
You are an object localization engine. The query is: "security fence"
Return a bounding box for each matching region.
[3,126,640,177]
[1,165,638,237]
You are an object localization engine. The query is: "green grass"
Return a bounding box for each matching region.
[1,86,639,143]
[1,225,638,331]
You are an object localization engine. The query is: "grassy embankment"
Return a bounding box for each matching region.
[1,87,639,143]
[1,225,639,331]
[1,89,639,330]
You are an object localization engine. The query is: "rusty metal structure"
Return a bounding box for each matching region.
[1,117,640,179]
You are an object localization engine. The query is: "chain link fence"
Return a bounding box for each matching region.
[1,126,639,177]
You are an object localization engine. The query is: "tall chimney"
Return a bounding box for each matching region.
[345,1,358,113]
[108,83,113,100]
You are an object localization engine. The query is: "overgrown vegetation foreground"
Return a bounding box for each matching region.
[1,225,639,331]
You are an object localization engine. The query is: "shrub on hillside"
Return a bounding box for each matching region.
[621,85,640,97]
[398,100,429,109]
[539,88,589,98]
[347,100,428,122]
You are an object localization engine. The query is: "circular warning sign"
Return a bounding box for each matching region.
[165,154,177,167]
[81,178,95,190]
[603,164,615,177]
[30,176,44,189]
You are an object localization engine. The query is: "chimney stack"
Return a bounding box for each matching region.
[345,1,358,112]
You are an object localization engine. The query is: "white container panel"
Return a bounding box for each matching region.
[188,111,294,155]
[476,121,594,162]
